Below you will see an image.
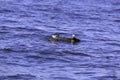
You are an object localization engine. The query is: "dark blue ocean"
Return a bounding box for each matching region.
[0,0,120,80]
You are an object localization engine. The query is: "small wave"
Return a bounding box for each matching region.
[111,50,120,53]
[38,51,75,62]
[6,62,30,67]
[112,8,120,13]
[19,13,36,18]
[106,42,120,47]
[94,75,117,80]
[15,27,40,32]
[74,72,95,75]
[0,26,46,38]
[52,77,75,80]
[1,48,14,52]
[25,55,42,59]
[1,47,31,53]
[114,19,120,23]
[40,51,92,62]
[0,26,41,32]
[89,17,102,21]
[0,56,7,59]
[65,12,86,19]
[86,28,106,32]
[33,19,43,23]
[0,26,10,30]
[0,9,14,13]
[0,31,9,34]
[63,51,92,57]
[3,19,18,23]
[32,4,63,13]
[112,2,120,6]
[0,74,36,80]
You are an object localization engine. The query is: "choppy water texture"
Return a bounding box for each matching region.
[0,0,120,80]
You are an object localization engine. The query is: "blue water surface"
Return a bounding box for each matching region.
[0,0,120,80]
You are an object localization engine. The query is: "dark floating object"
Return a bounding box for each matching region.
[49,34,80,44]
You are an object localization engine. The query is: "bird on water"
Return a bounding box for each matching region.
[50,34,80,44]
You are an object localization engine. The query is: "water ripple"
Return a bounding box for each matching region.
[0,74,36,80]
[0,0,120,80]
